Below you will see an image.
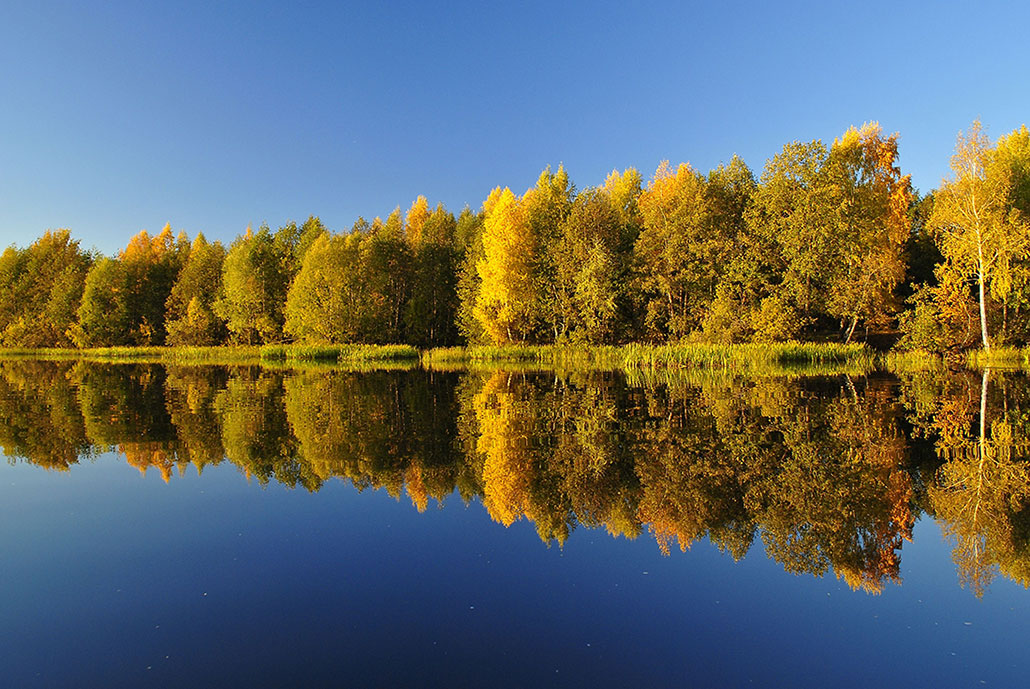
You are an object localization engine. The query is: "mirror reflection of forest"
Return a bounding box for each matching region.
[4,360,1030,597]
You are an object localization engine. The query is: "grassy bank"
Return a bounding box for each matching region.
[966,347,1030,369]
[423,342,877,375]
[3,341,978,377]
[0,344,420,368]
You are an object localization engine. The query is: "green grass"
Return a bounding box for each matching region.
[882,349,946,374]
[259,344,419,363]
[423,342,876,375]
[0,344,420,369]
[965,346,1029,369]
[0,341,882,376]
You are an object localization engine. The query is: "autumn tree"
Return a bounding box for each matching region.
[119,224,188,345]
[821,123,912,342]
[454,207,487,344]
[72,257,132,347]
[635,161,748,339]
[0,230,92,347]
[474,188,538,343]
[165,234,228,346]
[405,200,460,346]
[358,210,413,343]
[214,225,291,344]
[284,232,365,343]
[929,121,1030,351]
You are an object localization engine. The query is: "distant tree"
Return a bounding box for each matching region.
[165,233,228,346]
[284,233,364,343]
[404,196,431,246]
[72,257,132,347]
[454,207,486,344]
[214,225,289,344]
[296,215,328,265]
[119,224,187,345]
[0,230,92,347]
[405,201,460,347]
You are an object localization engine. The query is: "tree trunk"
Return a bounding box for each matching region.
[844,314,859,344]
[977,238,990,352]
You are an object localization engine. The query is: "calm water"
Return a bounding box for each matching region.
[2,361,1029,687]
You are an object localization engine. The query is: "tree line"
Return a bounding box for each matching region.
[3,120,1029,351]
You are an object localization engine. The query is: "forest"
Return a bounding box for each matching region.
[3,120,1029,354]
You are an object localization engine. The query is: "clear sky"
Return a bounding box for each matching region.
[1,0,1027,255]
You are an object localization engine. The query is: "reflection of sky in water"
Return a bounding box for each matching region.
[2,453,1029,688]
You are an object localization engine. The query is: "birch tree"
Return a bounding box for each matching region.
[930,121,1030,351]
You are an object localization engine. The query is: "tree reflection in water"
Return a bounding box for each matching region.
[2,359,1030,595]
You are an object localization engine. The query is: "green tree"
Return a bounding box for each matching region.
[551,189,624,342]
[741,140,829,339]
[454,207,487,344]
[526,166,575,340]
[296,215,328,264]
[358,210,413,342]
[284,232,365,343]
[72,257,132,347]
[165,234,228,346]
[214,226,290,344]
[0,230,92,347]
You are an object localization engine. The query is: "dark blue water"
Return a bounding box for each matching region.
[1,456,1027,688]
[1,362,1028,687]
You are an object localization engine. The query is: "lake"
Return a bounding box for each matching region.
[1,360,1028,687]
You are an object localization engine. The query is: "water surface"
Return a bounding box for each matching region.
[1,361,1028,687]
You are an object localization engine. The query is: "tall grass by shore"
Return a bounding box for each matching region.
[18,341,1028,376]
[423,342,876,375]
[0,344,420,368]
[965,347,1030,369]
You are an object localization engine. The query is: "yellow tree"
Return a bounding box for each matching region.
[474,188,538,343]
[603,167,643,233]
[930,121,1030,351]
[823,123,912,342]
[927,370,1030,595]
[635,162,736,339]
[404,195,431,246]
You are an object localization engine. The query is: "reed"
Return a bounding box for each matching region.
[965,347,1028,369]
[423,342,876,374]
[0,344,419,367]
[882,349,946,374]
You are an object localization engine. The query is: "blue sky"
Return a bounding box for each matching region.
[1,0,1027,255]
